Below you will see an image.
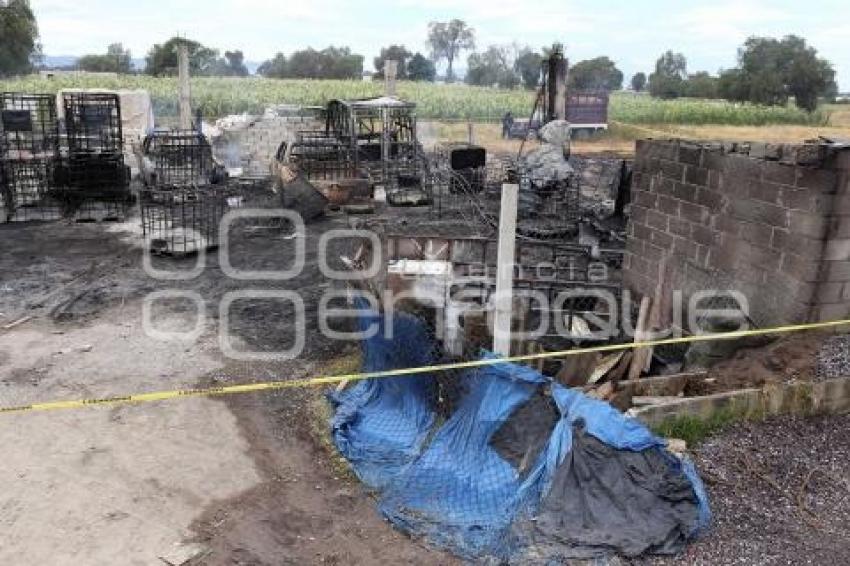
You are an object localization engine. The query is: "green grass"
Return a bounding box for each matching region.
[0,74,829,126]
[651,407,753,446]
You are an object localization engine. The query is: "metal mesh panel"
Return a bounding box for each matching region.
[0,93,62,222]
[142,130,214,189]
[0,159,62,222]
[286,131,358,181]
[1,92,59,158]
[62,92,123,154]
[139,187,227,255]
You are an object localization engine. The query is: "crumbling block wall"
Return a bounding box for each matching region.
[210,111,322,175]
[624,139,850,327]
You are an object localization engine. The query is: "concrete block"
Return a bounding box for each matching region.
[650,229,675,250]
[771,228,825,257]
[657,195,680,216]
[814,302,850,322]
[729,199,789,228]
[691,224,720,247]
[788,210,827,238]
[781,252,822,283]
[796,166,837,192]
[748,180,783,205]
[670,181,697,202]
[723,154,763,181]
[658,159,685,182]
[633,190,657,209]
[677,143,703,166]
[825,260,850,282]
[680,201,709,223]
[685,165,709,186]
[824,239,850,261]
[707,169,722,190]
[671,236,698,260]
[814,282,844,303]
[632,222,652,242]
[739,221,773,246]
[630,205,648,225]
[647,209,668,231]
[668,217,691,238]
[828,216,850,239]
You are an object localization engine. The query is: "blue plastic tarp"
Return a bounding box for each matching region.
[329,308,711,560]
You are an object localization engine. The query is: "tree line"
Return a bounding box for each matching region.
[0,1,840,112]
[639,37,837,112]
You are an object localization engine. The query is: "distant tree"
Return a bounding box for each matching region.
[684,71,718,98]
[427,19,475,82]
[568,56,623,91]
[630,72,647,92]
[0,0,41,76]
[407,52,436,82]
[514,47,542,89]
[78,43,132,73]
[718,35,836,112]
[257,52,287,78]
[286,46,363,79]
[717,68,748,102]
[224,50,249,76]
[466,44,520,89]
[145,37,219,76]
[373,45,411,79]
[649,51,688,99]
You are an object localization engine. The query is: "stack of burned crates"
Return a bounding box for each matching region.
[0,93,62,221]
[138,129,227,255]
[61,92,132,221]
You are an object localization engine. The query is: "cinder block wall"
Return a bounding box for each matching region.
[624,139,850,326]
[211,115,322,175]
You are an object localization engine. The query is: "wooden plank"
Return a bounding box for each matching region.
[628,295,652,380]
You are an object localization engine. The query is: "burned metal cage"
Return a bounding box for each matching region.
[283,131,359,181]
[139,129,228,255]
[325,97,420,191]
[142,129,215,188]
[139,187,226,256]
[0,93,62,222]
[61,92,131,221]
[63,92,123,154]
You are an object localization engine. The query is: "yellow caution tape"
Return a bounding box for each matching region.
[1,318,848,415]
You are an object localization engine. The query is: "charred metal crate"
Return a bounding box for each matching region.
[0,158,63,222]
[139,187,227,255]
[0,93,63,222]
[62,92,123,154]
[285,131,359,181]
[65,153,132,221]
[142,130,216,189]
[1,92,60,158]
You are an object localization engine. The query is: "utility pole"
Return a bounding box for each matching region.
[493,182,519,356]
[178,41,192,129]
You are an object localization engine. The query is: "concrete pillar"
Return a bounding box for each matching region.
[384,60,398,97]
[178,43,192,129]
[493,183,519,356]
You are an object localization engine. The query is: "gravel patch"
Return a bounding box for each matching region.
[816,334,850,380]
[634,414,850,566]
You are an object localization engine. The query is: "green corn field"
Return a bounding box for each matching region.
[0,74,830,126]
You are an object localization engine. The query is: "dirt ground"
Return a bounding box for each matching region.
[0,215,452,565]
[1,186,848,565]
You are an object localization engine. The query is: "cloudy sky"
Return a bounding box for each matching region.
[31,0,850,89]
